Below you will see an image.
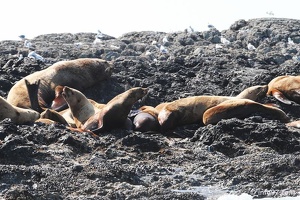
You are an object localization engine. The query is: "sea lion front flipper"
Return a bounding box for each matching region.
[271,89,293,104]
[25,79,44,113]
[81,111,104,134]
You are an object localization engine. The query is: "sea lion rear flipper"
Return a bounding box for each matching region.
[25,79,44,113]
[271,89,293,104]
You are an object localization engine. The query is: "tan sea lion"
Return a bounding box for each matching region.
[7,58,113,110]
[158,96,234,131]
[62,86,103,129]
[0,96,40,124]
[81,87,148,133]
[156,85,270,131]
[235,85,268,100]
[202,99,289,125]
[267,75,300,104]
[39,108,69,125]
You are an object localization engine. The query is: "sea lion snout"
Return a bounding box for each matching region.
[62,86,73,98]
[51,85,68,111]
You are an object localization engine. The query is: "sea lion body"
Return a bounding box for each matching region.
[133,111,160,132]
[7,58,112,109]
[203,99,289,125]
[82,87,148,133]
[62,86,102,128]
[158,96,233,131]
[267,75,300,104]
[156,85,270,131]
[0,96,40,124]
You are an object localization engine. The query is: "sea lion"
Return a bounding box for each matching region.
[7,58,113,110]
[235,85,268,100]
[39,108,69,125]
[267,75,300,104]
[81,87,148,133]
[158,96,234,131]
[25,79,44,113]
[202,99,290,125]
[133,111,160,132]
[50,85,67,111]
[132,102,169,132]
[0,96,40,124]
[62,86,103,129]
[156,85,271,131]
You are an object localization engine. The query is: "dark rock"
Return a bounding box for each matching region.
[0,18,300,199]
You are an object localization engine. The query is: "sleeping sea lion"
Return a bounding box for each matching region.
[202,99,289,125]
[155,85,270,131]
[267,75,300,104]
[38,108,69,125]
[7,58,112,110]
[81,87,148,133]
[0,96,40,124]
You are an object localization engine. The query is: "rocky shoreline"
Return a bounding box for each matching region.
[0,18,300,199]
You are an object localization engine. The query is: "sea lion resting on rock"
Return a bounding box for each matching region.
[0,96,40,124]
[7,58,113,110]
[135,85,269,132]
[80,87,148,134]
[203,99,289,125]
[267,75,300,104]
[61,86,105,128]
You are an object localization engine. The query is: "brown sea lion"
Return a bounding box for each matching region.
[62,86,103,129]
[156,85,271,131]
[0,96,40,124]
[39,108,69,125]
[50,85,67,111]
[132,102,170,132]
[81,87,148,133]
[235,85,268,100]
[158,96,234,131]
[7,58,113,110]
[267,75,300,104]
[203,99,289,125]
[133,111,160,132]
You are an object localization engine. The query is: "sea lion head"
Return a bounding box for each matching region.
[62,86,85,106]
[236,85,268,101]
[51,85,68,111]
[25,109,41,123]
[124,87,148,105]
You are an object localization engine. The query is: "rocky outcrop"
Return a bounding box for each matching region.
[0,18,300,199]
